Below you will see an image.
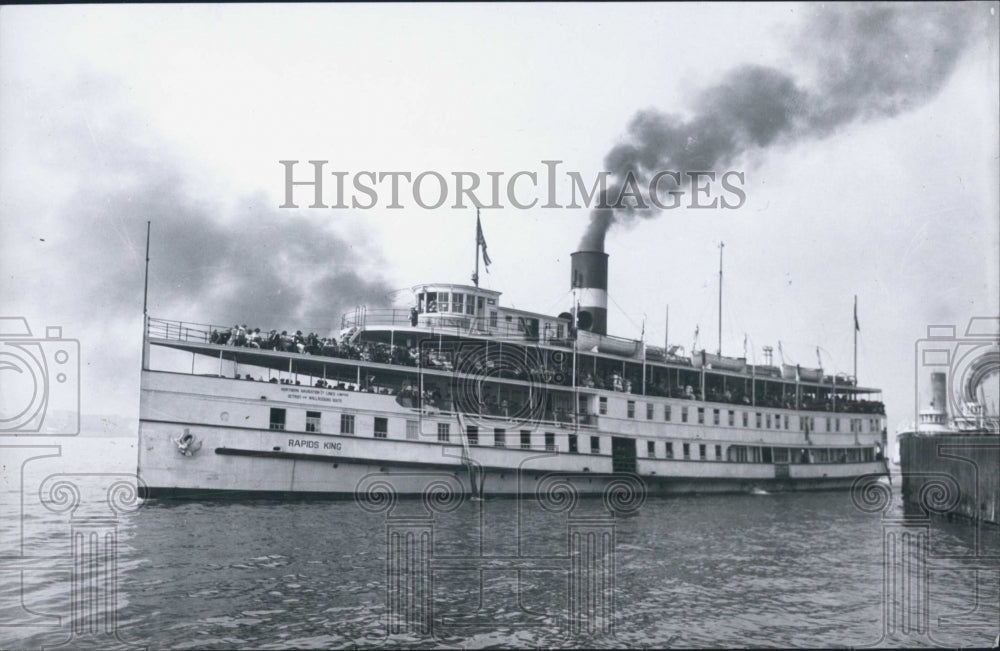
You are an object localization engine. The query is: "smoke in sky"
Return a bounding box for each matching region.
[71,181,394,333]
[581,3,981,251]
[12,76,393,336]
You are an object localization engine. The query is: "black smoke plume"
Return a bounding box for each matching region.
[33,77,393,334]
[580,3,980,252]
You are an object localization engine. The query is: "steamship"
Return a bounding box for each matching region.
[138,236,889,499]
[898,327,1000,525]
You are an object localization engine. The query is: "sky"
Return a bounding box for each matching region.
[1,3,998,446]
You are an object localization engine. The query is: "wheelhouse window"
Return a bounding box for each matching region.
[467,425,479,446]
[438,292,449,312]
[426,292,438,313]
[374,417,388,439]
[520,430,531,449]
[590,436,601,454]
[452,293,464,314]
[305,411,320,433]
[438,423,450,442]
[340,414,355,435]
[269,408,286,431]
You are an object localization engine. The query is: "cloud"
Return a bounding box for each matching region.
[580,3,984,251]
[6,73,394,335]
[2,71,394,416]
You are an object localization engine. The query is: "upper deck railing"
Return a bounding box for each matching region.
[146,316,885,415]
[147,317,215,343]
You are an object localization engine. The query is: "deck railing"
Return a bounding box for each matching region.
[146,316,884,415]
[146,317,218,344]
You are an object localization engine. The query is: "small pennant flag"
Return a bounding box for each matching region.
[477,214,492,268]
[854,298,860,332]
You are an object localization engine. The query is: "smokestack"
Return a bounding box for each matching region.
[918,371,950,432]
[571,250,609,336]
[930,372,948,418]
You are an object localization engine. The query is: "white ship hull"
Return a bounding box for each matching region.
[138,369,886,499]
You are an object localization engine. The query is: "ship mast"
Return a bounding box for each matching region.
[141,220,151,370]
[717,241,724,356]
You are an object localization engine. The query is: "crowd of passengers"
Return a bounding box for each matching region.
[212,325,883,414]
[211,325,419,366]
[231,371,566,419]
[576,371,885,414]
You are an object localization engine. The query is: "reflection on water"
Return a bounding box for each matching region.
[1,439,997,648]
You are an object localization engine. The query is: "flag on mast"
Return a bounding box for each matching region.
[476,214,492,268]
[854,297,860,331]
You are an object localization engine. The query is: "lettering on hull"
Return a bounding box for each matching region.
[288,438,342,451]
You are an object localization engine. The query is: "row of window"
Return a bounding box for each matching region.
[419,291,481,316]
[646,440,722,460]
[270,408,878,463]
[271,408,601,453]
[602,398,881,433]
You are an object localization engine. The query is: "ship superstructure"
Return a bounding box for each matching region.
[138,241,888,499]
